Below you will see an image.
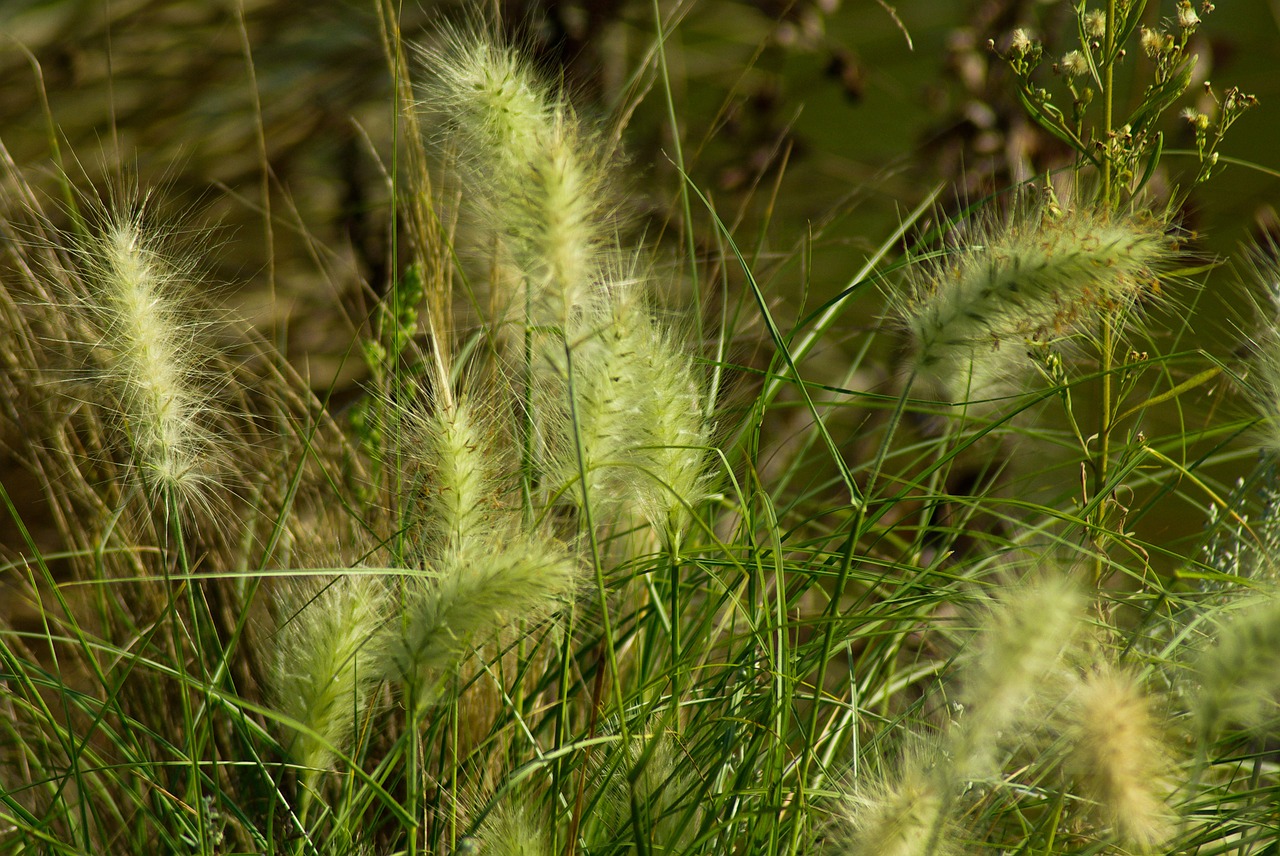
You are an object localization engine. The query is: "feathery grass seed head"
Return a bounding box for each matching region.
[419,25,619,328]
[1195,594,1280,739]
[476,803,550,856]
[1062,667,1176,852]
[838,751,954,856]
[381,533,579,696]
[74,211,221,505]
[953,576,1085,774]
[540,292,712,540]
[896,205,1175,401]
[402,393,511,565]
[273,575,388,773]
[1236,242,1280,456]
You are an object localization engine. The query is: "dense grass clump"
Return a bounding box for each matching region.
[1,3,1278,855]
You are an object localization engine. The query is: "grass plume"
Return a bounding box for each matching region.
[1061,666,1176,851]
[273,575,389,773]
[952,576,1086,776]
[418,22,619,330]
[898,204,1175,400]
[70,206,222,506]
[1194,594,1280,739]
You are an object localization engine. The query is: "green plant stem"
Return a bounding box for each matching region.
[406,683,420,856]
[1094,0,1120,586]
[667,538,682,737]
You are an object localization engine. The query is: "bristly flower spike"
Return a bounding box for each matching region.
[896,204,1176,402]
[74,206,222,507]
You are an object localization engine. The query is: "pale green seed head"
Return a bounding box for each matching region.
[273,575,388,773]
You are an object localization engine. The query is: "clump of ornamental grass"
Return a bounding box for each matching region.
[417,21,620,331]
[272,574,389,776]
[417,24,713,548]
[1060,666,1177,852]
[371,381,580,705]
[1193,593,1280,741]
[951,575,1086,777]
[68,206,223,508]
[897,202,1176,402]
[836,746,955,856]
